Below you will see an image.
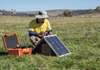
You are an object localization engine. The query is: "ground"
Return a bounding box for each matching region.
[0,16,100,70]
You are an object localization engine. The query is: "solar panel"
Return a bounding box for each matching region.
[43,35,71,57]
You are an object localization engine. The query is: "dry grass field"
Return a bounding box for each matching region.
[0,16,100,70]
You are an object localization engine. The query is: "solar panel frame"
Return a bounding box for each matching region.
[43,35,71,57]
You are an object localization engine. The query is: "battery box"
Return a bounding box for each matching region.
[2,33,32,56]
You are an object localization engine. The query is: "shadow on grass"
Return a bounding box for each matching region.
[27,45,34,48]
[0,52,8,56]
[27,45,57,57]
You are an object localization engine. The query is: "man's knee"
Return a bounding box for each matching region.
[30,36,40,46]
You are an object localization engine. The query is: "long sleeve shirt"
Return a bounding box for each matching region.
[29,18,53,37]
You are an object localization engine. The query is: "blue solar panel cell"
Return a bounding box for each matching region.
[44,35,70,57]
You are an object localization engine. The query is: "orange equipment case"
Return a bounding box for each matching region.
[2,33,32,56]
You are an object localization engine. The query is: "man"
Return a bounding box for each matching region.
[29,10,53,46]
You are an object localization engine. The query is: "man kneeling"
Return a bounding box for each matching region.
[29,10,53,46]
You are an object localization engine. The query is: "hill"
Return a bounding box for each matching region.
[14,9,65,17]
[46,9,65,17]
[74,13,100,18]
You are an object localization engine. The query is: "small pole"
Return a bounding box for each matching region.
[56,31,57,35]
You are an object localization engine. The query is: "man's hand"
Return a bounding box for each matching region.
[40,31,47,35]
[37,31,47,36]
[49,32,53,35]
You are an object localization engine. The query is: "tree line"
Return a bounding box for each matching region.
[0,6,100,17]
[0,9,16,16]
[0,9,37,17]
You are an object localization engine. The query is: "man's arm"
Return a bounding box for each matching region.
[29,30,37,36]
[48,30,53,35]
[29,30,48,36]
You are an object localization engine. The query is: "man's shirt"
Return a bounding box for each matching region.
[29,19,53,37]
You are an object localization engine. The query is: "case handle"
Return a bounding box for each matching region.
[24,51,32,53]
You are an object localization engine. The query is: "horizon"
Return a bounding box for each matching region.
[16,9,95,12]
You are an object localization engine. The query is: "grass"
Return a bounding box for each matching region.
[0,16,100,70]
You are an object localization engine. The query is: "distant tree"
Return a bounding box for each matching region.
[2,10,11,16]
[29,14,35,17]
[2,9,5,13]
[11,9,14,12]
[0,9,15,16]
[10,12,14,16]
[0,9,1,12]
[2,10,7,15]
[6,11,10,15]
[87,10,91,14]
[10,9,14,16]
[14,10,16,14]
[63,10,73,17]
[94,6,100,13]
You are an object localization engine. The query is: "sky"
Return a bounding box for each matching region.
[0,0,100,11]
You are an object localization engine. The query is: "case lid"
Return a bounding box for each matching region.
[2,33,20,50]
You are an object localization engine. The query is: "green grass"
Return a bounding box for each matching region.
[0,16,100,70]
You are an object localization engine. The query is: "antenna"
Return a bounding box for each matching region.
[56,31,57,35]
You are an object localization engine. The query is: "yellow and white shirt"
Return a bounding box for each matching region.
[29,18,53,37]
